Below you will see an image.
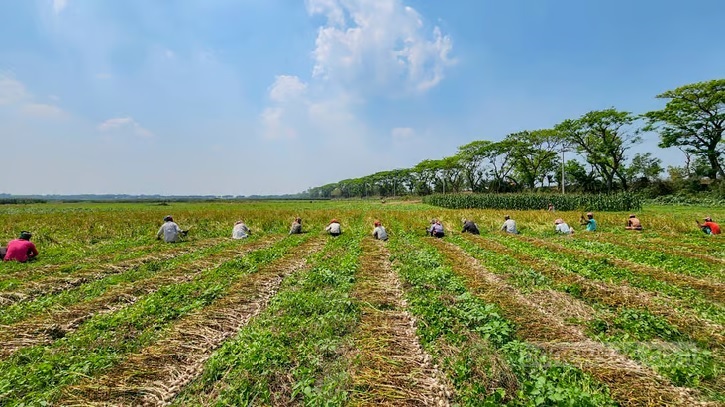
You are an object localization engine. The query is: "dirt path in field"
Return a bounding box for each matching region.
[578,234,725,266]
[515,235,725,304]
[57,236,326,407]
[461,235,725,348]
[0,238,231,307]
[428,239,714,407]
[346,238,450,407]
[0,236,283,360]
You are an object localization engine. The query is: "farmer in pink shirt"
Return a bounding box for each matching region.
[2,231,39,262]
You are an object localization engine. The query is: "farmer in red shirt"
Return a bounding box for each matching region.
[2,231,39,262]
[697,217,721,235]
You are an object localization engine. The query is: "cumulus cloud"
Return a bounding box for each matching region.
[268,75,308,103]
[98,117,154,138]
[258,0,451,184]
[306,0,454,93]
[52,0,68,14]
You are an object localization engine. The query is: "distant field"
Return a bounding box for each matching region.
[0,200,723,406]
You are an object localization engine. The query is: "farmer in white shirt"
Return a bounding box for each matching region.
[372,220,388,241]
[500,215,518,234]
[232,220,251,239]
[325,219,342,237]
[156,215,188,243]
[554,218,574,234]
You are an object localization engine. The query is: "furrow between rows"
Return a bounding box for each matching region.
[348,238,450,406]
[578,233,725,266]
[427,238,712,407]
[516,235,724,303]
[0,238,228,306]
[460,235,725,348]
[0,236,282,359]
[57,236,326,407]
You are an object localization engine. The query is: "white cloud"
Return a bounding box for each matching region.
[260,107,298,140]
[21,103,66,118]
[98,117,154,138]
[257,0,452,186]
[268,75,307,103]
[391,127,415,140]
[0,75,30,105]
[306,0,454,93]
[52,0,68,14]
[0,74,66,119]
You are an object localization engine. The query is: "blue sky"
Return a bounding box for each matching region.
[1,0,724,195]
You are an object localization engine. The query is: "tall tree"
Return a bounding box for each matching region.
[506,129,564,190]
[643,79,725,180]
[456,140,491,192]
[557,109,640,192]
[627,153,663,184]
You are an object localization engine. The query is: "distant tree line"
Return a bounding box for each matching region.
[304,79,724,199]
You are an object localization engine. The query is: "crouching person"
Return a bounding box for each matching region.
[2,231,38,262]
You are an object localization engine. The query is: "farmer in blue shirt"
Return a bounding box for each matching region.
[580,212,597,231]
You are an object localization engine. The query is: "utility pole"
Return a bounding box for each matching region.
[561,147,566,194]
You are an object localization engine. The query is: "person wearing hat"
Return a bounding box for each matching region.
[461,218,480,235]
[580,212,597,231]
[428,219,445,238]
[625,214,643,231]
[156,215,188,243]
[697,217,721,235]
[325,219,342,237]
[232,220,251,239]
[500,215,518,234]
[289,217,303,235]
[2,231,39,262]
[554,219,574,234]
[372,220,388,241]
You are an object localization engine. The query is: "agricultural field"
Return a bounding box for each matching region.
[0,200,723,406]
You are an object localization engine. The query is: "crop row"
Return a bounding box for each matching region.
[388,233,619,406]
[542,235,724,281]
[486,233,724,325]
[0,236,283,359]
[173,233,361,405]
[423,193,643,211]
[423,236,710,406]
[447,235,723,401]
[0,234,309,405]
[60,236,327,406]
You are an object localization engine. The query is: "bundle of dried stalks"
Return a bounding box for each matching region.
[58,237,325,407]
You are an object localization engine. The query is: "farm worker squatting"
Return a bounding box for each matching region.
[626,214,643,231]
[428,219,445,238]
[461,218,480,235]
[289,217,302,234]
[554,219,574,234]
[1,231,39,262]
[156,215,188,243]
[372,220,388,241]
[326,219,342,237]
[697,217,721,235]
[580,212,597,231]
[501,215,518,234]
[232,221,251,239]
